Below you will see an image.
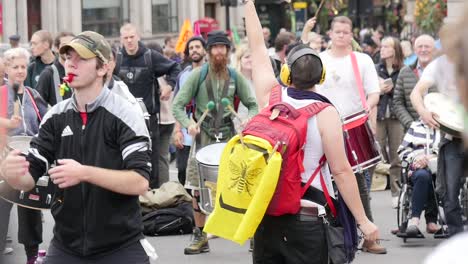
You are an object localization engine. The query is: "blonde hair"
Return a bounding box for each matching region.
[120,23,140,36]
[4,47,30,67]
[235,44,251,72]
[331,16,353,30]
[306,32,322,43]
[32,30,53,49]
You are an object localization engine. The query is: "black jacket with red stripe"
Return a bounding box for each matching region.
[27,86,151,257]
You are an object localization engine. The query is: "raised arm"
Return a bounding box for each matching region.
[245,0,279,109]
[300,18,317,44]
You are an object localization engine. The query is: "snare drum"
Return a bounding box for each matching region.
[0,136,54,210]
[196,143,226,214]
[342,111,382,173]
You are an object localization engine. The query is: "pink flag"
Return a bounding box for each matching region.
[193,21,201,37]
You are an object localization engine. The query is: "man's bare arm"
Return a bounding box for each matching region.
[410,79,439,128]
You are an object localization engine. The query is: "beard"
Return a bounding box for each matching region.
[190,52,204,63]
[209,54,229,79]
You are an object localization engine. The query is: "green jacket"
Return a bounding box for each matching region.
[172,66,258,134]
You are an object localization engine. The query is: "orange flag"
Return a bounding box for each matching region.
[175,19,193,53]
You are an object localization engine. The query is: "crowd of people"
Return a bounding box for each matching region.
[0,0,467,263]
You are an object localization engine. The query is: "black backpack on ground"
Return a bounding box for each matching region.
[142,202,194,236]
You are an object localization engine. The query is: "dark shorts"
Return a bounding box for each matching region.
[44,240,150,264]
[253,214,328,264]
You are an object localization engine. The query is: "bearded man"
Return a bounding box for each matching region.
[172,30,258,255]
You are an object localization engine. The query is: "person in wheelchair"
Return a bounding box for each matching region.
[398,120,441,236]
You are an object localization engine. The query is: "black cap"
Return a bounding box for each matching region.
[363,36,377,48]
[207,30,230,49]
[184,36,207,57]
[9,34,20,41]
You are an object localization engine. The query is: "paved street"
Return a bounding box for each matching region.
[3,166,445,264]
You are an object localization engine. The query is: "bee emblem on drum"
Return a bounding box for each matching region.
[228,161,262,196]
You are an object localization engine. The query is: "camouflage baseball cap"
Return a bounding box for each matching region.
[59,31,111,63]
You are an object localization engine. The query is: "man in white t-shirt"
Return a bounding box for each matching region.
[315,16,384,254]
[410,54,465,236]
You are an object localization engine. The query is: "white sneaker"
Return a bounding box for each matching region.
[2,247,13,255]
[406,218,421,236]
[392,197,399,209]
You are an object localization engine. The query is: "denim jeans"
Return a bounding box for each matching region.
[410,169,437,223]
[440,139,464,236]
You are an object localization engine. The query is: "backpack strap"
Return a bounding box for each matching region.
[319,167,337,218]
[114,49,123,76]
[298,101,331,118]
[268,85,283,105]
[301,154,327,197]
[144,49,158,115]
[51,64,62,104]
[24,88,42,122]
[197,63,209,89]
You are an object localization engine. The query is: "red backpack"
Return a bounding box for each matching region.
[242,86,331,216]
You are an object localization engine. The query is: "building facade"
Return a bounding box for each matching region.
[1,0,245,44]
[0,0,464,44]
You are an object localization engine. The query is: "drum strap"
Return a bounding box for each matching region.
[0,85,6,118]
[24,88,42,122]
[349,52,368,110]
[0,85,8,151]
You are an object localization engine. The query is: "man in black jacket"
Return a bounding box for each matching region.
[25,30,56,88]
[0,31,152,263]
[116,23,181,188]
[35,32,75,106]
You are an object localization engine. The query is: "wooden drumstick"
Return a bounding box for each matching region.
[221,98,243,121]
[221,98,245,145]
[314,0,326,20]
[195,101,216,127]
[13,101,20,116]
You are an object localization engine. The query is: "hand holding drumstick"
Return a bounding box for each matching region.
[221,98,246,145]
[188,101,215,137]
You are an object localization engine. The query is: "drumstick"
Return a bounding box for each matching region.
[221,98,245,145]
[13,101,20,116]
[221,98,243,120]
[314,0,326,20]
[12,83,20,116]
[195,101,215,127]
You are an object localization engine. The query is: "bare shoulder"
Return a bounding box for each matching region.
[316,106,341,132]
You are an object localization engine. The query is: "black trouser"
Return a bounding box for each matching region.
[44,240,150,264]
[0,198,12,252]
[149,114,160,189]
[0,200,42,259]
[158,123,174,187]
[176,145,190,186]
[253,214,328,264]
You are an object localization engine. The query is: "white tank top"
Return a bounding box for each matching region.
[281,87,335,198]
